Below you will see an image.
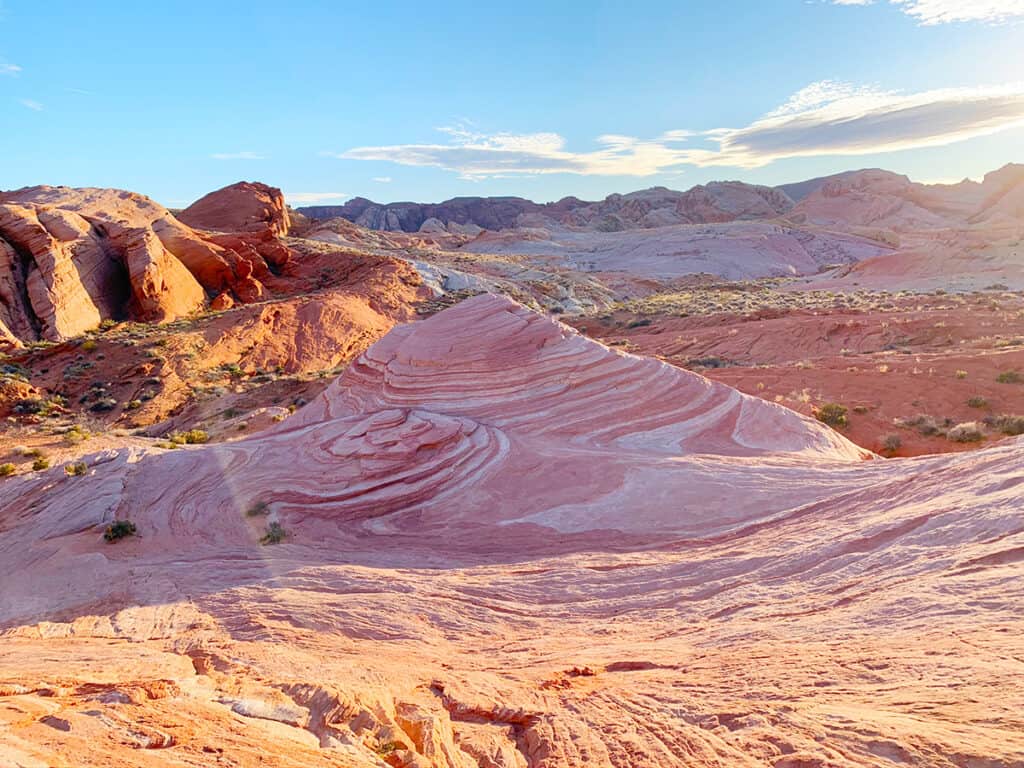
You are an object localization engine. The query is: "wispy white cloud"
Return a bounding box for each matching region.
[333,130,693,179]
[331,81,1024,178]
[0,62,20,76]
[830,0,1024,24]
[372,176,392,183]
[284,191,350,204]
[19,98,42,111]
[694,82,1024,168]
[210,151,265,160]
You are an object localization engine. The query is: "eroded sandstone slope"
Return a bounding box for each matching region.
[1,295,1021,767]
[0,186,290,343]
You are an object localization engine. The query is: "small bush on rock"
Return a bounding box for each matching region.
[815,402,848,429]
[104,520,137,542]
[260,522,286,545]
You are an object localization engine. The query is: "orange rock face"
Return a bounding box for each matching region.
[178,181,290,237]
[1,295,1021,767]
[0,186,294,343]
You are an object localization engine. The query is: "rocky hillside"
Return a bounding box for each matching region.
[297,181,793,234]
[0,186,291,344]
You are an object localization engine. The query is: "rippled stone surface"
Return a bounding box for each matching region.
[0,295,1021,767]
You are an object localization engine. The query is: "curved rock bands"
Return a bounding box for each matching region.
[244,408,510,526]
[299,294,863,460]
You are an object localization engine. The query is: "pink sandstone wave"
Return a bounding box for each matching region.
[0,294,1021,767]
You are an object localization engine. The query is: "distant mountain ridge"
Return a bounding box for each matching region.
[297,181,794,233]
[298,164,1023,235]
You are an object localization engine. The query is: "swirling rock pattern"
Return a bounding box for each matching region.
[0,294,1022,767]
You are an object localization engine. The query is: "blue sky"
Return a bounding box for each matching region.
[1,0,1022,206]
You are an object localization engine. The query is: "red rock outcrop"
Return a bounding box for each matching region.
[178,181,290,237]
[0,186,292,343]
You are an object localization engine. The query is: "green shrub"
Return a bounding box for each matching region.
[63,425,90,444]
[81,339,98,352]
[104,520,137,542]
[996,371,1022,384]
[967,396,989,408]
[896,414,944,437]
[169,429,208,445]
[881,433,902,455]
[260,522,286,545]
[687,357,727,369]
[992,414,1024,436]
[32,457,50,471]
[815,402,848,429]
[65,461,88,476]
[0,463,15,477]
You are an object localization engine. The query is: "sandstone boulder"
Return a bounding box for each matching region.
[0,186,291,342]
[178,181,290,237]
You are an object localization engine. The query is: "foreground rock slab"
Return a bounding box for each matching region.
[0,295,1021,767]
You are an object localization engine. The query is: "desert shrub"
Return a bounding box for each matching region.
[126,399,142,410]
[260,522,286,545]
[12,397,44,414]
[169,429,208,445]
[992,414,1024,436]
[626,318,653,329]
[967,396,989,408]
[32,457,50,471]
[81,339,97,352]
[996,371,1022,384]
[815,402,848,429]
[0,463,15,477]
[65,461,88,476]
[104,520,137,542]
[63,425,90,444]
[896,414,944,437]
[246,500,270,517]
[376,741,403,757]
[687,357,727,369]
[947,422,984,442]
[89,397,118,412]
[955,370,968,379]
[12,399,62,417]
[881,433,902,455]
